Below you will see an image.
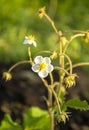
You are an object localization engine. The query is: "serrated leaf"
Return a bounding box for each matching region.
[0,114,22,130]
[64,99,89,111]
[23,107,50,130]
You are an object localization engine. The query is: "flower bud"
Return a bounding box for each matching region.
[38,7,45,18]
[3,72,12,81]
[65,74,77,88]
[57,112,69,123]
[50,51,58,60]
[84,32,89,43]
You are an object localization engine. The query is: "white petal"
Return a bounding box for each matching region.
[23,39,32,44]
[32,40,37,47]
[32,64,40,72]
[34,56,43,64]
[43,57,51,64]
[38,70,48,78]
[46,64,54,73]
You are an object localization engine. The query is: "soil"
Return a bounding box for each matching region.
[0,63,89,130]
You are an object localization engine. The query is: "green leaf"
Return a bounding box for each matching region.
[0,114,22,130]
[64,99,89,111]
[23,107,50,130]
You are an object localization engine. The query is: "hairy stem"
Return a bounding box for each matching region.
[63,33,85,53]
[50,87,61,114]
[49,73,54,130]
[67,62,89,70]
[41,78,54,130]
[8,60,30,72]
[63,53,73,74]
[54,66,70,75]
[44,13,58,34]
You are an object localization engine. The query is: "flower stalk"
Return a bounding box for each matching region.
[8,60,30,73]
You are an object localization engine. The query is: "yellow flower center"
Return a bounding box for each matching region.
[40,63,46,70]
[28,35,35,40]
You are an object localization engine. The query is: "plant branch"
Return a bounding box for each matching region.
[54,66,70,75]
[63,33,85,53]
[50,87,61,114]
[44,13,58,34]
[63,53,73,74]
[67,62,89,70]
[8,60,30,73]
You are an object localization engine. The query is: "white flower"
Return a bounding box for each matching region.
[23,35,37,47]
[32,56,54,78]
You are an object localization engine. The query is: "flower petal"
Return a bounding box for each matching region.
[38,70,48,78]
[46,64,54,73]
[32,40,37,47]
[43,57,51,64]
[34,56,43,64]
[32,64,40,72]
[23,39,32,45]
[23,36,37,47]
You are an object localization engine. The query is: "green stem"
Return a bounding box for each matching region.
[49,73,54,85]
[63,33,85,53]
[41,78,54,130]
[50,87,61,114]
[54,66,70,75]
[49,73,54,130]
[63,53,73,74]
[58,38,64,94]
[49,102,54,130]
[67,62,89,70]
[8,60,30,72]
[34,50,52,56]
[44,13,58,34]
[59,38,63,77]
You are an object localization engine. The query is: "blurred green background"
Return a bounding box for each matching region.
[0,0,89,68]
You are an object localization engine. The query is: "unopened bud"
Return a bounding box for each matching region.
[3,72,12,81]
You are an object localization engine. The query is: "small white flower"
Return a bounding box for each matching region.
[23,35,37,47]
[32,56,54,78]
